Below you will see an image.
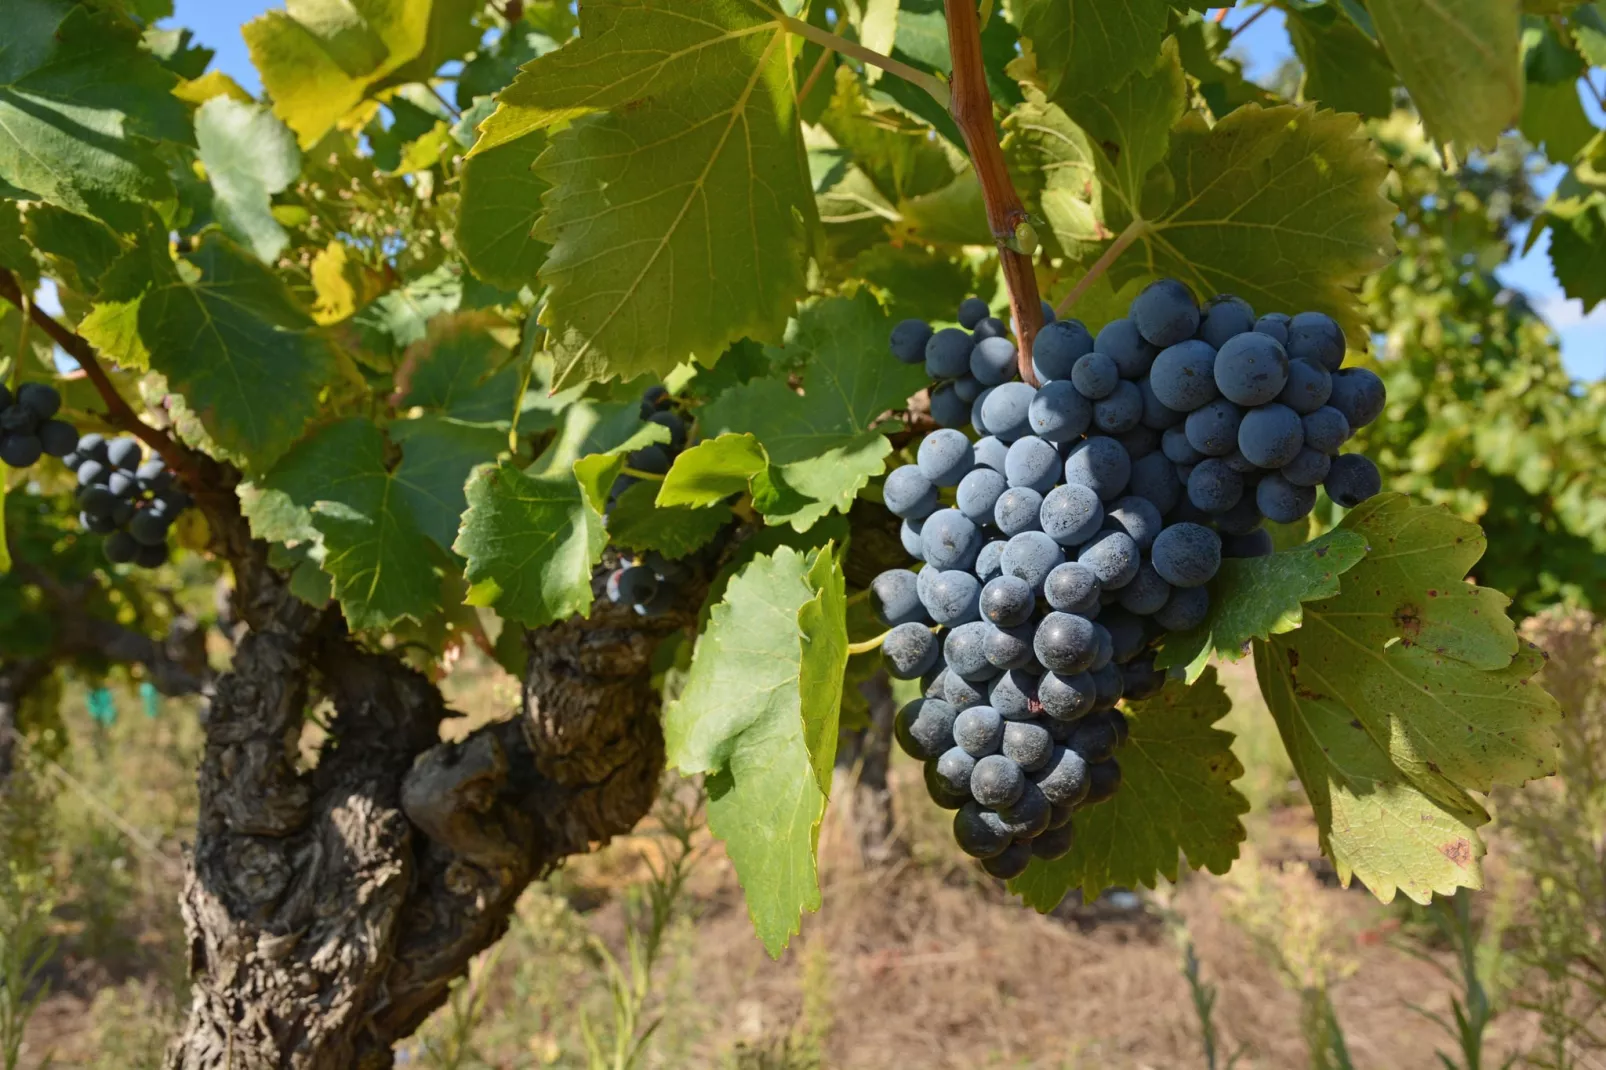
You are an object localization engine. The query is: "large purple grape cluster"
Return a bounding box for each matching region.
[881,280,1385,879]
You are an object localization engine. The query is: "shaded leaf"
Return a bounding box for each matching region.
[1367,0,1523,150]
[195,97,302,263]
[455,131,550,292]
[607,481,733,558]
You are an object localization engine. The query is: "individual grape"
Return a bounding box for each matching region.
[1106,496,1163,551]
[0,435,41,467]
[954,705,1005,757]
[989,669,1040,720]
[925,327,974,378]
[974,316,1007,341]
[75,433,109,466]
[1027,379,1094,443]
[1154,584,1210,631]
[110,499,136,526]
[1044,562,1100,615]
[925,758,972,809]
[916,560,943,605]
[1095,318,1159,379]
[128,508,170,547]
[994,487,1045,537]
[945,669,988,711]
[1278,358,1333,414]
[979,382,1036,442]
[1118,564,1172,615]
[953,375,984,403]
[77,459,108,486]
[1001,530,1064,592]
[1131,278,1201,346]
[38,419,78,457]
[640,384,671,414]
[1213,332,1289,406]
[1005,721,1056,775]
[970,336,1018,386]
[1032,746,1091,806]
[1237,403,1305,469]
[629,444,671,475]
[957,296,991,329]
[930,383,970,428]
[953,803,1012,859]
[1187,458,1244,514]
[933,747,979,797]
[980,840,1033,879]
[1254,312,1291,344]
[80,510,116,534]
[956,467,1008,525]
[1221,449,1259,476]
[890,318,934,363]
[975,539,1007,583]
[1071,351,1119,399]
[1151,522,1222,588]
[1089,622,1114,672]
[884,622,939,678]
[1328,367,1386,430]
[1102,708,1132,748]
[1174,463,1195,487]
[16,383,60,420]
[1162,425,1204,465]
[917,429,974,487]
[108,471,140,500]
[1033,611,1097,674]
[970,387,993,432]
[77,484,117,518]
[134,542,169,569]
[871,569,925,628]
[998,780,1051,838]
[1031,319,1095,381]
[983,621,1035,671]
[612,565,659,606]
[1031,820,1077,860]
[1004,435,1061,494]
[971,754,1026,809]
[1040,670,1096,721]
[1148,339,1219,413]
[882,464,938,519]
[900,517,925,560]
[1196,294,1256,348]
[924,570,982,626]
[1093,379,1143,433]
[1222,528,1275,559]
[973,435,1010,473]
[1138,377,1185,431]
[1184,398,1244,457]
[1213,494,1263,536]
[1127,452,1182,516]
[1302,405,1351,453]
[1064,437,1131,501]
[895,698,959,760]
[921,508,981,570]
[1039,483,1103,548]
[1286,311,1346,371]
[1097,609,1146,666]
[980,575,1035,627]
[1083,759,1123,805]
[1116,424,1160,461]
[1068,712,1118,763]
[1078,530,1141,591]
[1281,447,1332,488]
[944,620,997,681]
[103,531,139,565]
[1325,453,1383,507]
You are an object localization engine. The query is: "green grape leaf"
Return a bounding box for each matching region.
[1285,4,1398,117]
[1017,0,1175,100]
[352,263,463,369]
[1110,104,1397,344]
[475,0,816,388]
[664,544,848,957]
[0,204,35,287]
[195,97,302,263]
[0,2,185,231]
[1366,0,1523,150]
[455,460,607,629]
[262,419,443,631]
[1257,494,1561,903]
[390,416,506,554]
[455,131,550,292]
[1547,199,1606,310]
[1522,78,1595,162]
[23,204,123,295]
[1573,4,1606,66]
[1156,529,1370,684]
[606,481,733,558]
[1004,89,1111,260]
[1010,669,1249,911]
[700,294,928,530]
[657,433,770,508]
[399,313,521,425]
[137,235,340,471]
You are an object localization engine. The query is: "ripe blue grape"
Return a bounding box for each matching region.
[1278,358,1333,414]
[1028,379,1094,443]
[1068,715,1118,763]
[1185,398,1245,457]
[945,669,988,710]
[1222,528,1275,559]
[982,622,1035,671]
[934,746,978,794]
[917,428,975,487]
[980,575,1035,627]
[998,781,1051,837]
[1286,311,1346,371]
[980,381,1036,442]
[925,757,971,808]
[924,570,982,625]
[1,435,42,468]
[1187,458,1244,514]
[1127,452,1182,515]
[975,539,1007,583]
[1065,437,1131,500]
[1084,759,1123,805]
[944,620,997,681]
[1031,319,1095,381]
[1328,367,1386,430]
[1131,278,1201,346]
[926,327,974,378]
[953,374,984,402]
[1004,435,1061,493]
[955,468,1007,525]
[1148,339,1220,413]
[1213,332,1289,406]
[1001,530,1064,592]
[884,622,938,678]
[1090,623,1116,672]
[1117,424,1160,460]
[1151,522,1222,588]
[895,698,959,760]
[954,705,1005,757]
[1040,670,1096,721]
[994,486,1045,537]
[989,669,1040,719]
[1077,529,1140,590]
[1302,405,1351,453]
[973,435,1009,473]
[1031,821,1077,860]
[953,803,1012,858]
[1254,311,1291,344]
[1119,564,1172,615]
[882,464,938,519]
[1196,294,1256,348]
[1221,449,1258,475]
[1032,746,1091,806]
[971,754,1026,808]
[871,569,925,626]
[1094,379,1143,433]
[1033,611,1097,674]
[900,517,925,560]
[106,437,142,471]
[1095,318,1159,379]
[980,840,1033,879]
[971,336,1019,386]
[1044,562,1100,614]
[929,384,970,427]
[958,296,990,329]
[1281,447,1332,487]
[890,318,933,363]
[1154,584,1210,631]
[1040,483,1103,547]
[1138,376,1185,430]
[1213,494,1263,536]
[1237,403,1305,469]
[974,316,1007,341]
[921,508,981,570]
[39,420,77,458]
[1325,453,1382,507]
[1071,351,1120,399]
[1042,300,1058,324]
[1106,496,1163,551]
[1163,425,1204,465]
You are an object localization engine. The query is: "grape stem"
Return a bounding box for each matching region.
[846,629,892,655]
[620,466,666,482]
[943,0,1044,386]
[0,268,197,482]
[1055,218,1148,317]
[775,12,951,107]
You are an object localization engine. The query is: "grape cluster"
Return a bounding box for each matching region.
[881,281,1386,879]
[602,385,691,616]
[64,433,192,569]
[0,383,78,469]
[608,383,689,509]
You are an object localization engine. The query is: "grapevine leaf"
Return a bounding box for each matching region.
[606,481,733,558]
[700,294,928,530]
[1366,0,1522,151]
[262,419,443,631]
[1258,494,1561,902]
[399,313,522,425]
[390,416,506,554]
[477,0,816,388]
[1574,3,1606,66]
[1520,21,1594,163]
[137,234,340,471]
[664,544,848,957]
[1547,199,1606,310]
[1004,90,1110,259]
[1156,529,1369,684]
[1284,5,1398,117]
[455,131,550,292]
[657,433,770,508]
[23,205,123,295]
[195,97,302,263]
[1017,0,1175,100]
[352,263,463,369]
[1010,669,1249,910]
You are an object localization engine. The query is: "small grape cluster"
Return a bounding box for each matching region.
[602,385,692,616]
[0,383,78,469]
[64,433,192,569]
[880,281,1386,880]
[607,383,689,509]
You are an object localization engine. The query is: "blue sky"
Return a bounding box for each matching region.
[162,1,1606,380]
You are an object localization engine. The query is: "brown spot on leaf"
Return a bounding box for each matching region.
[1287,649,1300,668]
[1439,839,1473,866]
[1314,544,1329,557]
[1395,604,1422,639]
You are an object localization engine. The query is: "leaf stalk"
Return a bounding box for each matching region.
[1056,218,1149,317]
[776,13,951,108]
